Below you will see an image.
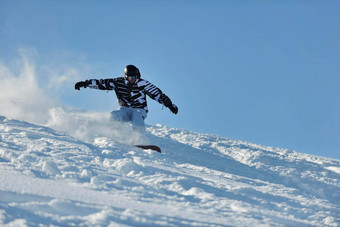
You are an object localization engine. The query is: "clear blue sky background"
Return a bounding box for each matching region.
[1,0,339,159]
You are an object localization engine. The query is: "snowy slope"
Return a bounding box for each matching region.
[0,116,339,226]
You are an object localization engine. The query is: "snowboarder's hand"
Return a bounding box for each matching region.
[164,99,178,114]
[169,104,178,114]
[75,81,88,90]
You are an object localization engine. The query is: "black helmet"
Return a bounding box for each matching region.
[124,65,141,78]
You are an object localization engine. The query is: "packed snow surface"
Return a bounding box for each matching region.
[0,116,339,226]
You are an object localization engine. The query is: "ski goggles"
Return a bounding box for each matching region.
[126,75,137,80]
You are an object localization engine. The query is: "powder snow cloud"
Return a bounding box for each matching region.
[0,48,143,144]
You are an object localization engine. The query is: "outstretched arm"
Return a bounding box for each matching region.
[75,79,115,90]
[144,81,178,114]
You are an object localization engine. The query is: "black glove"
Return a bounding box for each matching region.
[164,99,178,114]
[169,104,178,114]
[75,81,88,90]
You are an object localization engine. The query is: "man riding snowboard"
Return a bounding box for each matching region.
[75,65,178,132]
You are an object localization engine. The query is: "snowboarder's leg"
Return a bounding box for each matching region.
[110,106,131,122]
[131,108,147,132]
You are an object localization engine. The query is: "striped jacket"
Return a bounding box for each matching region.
[85,77,171,112]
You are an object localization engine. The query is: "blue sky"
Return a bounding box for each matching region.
[1,0,339,159]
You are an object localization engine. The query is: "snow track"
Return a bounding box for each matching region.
[0,116,339,226]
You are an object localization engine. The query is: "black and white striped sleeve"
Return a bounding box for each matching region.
[143,80,172,105]
[85,79,116,90]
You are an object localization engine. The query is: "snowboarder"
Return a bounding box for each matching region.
[74,65,178,132]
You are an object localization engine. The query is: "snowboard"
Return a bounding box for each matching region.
[134,145,161,153]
